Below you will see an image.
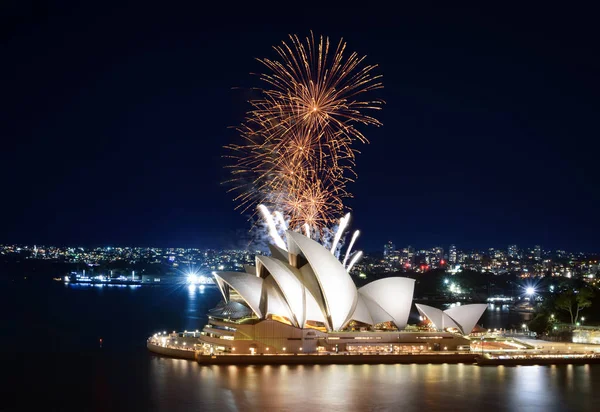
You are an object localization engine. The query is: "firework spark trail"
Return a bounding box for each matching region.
[258,204,287,251]
[226,32,383,236]
[330,213,350,255]
[303,223,311,238]
[347,251,363,273]
[274,211,288,231]
[342,230,360,267]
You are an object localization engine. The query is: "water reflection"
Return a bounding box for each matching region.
[147,359,599,411]
[185,284,201,331]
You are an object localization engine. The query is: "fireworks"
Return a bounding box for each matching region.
[226,32,383,234]
[258,204,364,273]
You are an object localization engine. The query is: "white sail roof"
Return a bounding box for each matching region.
[304,288,327,324]
[213,272,264,318]
[263,276,295,324]
[359,277,415,329]
[243,264,256,275]
[444,304,488,335]
[348,294,374,325]
[357,293,393,325]
[256,255,305,327]
[268,244,288,263]
[415,304,460,331]
[286,231,358,331]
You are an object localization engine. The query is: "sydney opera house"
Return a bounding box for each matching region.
[198,230,487,355]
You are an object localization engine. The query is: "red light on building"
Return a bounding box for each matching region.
[441,259,445,265]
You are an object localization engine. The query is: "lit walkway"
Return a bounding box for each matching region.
[517,337,600,353]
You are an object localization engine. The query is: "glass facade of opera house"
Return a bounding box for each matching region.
[198,231,487,355]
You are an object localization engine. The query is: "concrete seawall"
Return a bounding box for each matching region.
[147,341,197,360]
[147,344,600,366]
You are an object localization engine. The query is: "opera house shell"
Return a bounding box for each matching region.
[199,230,487,355]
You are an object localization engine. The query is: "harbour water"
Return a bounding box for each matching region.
[1,279,597,411]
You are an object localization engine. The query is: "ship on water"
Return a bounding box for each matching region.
[63,269,216,286]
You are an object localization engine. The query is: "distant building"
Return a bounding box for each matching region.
[383,241,396,258]
[431,246,444,267]
[400,246,415,267]
[508,244,519,260]
[449,244,457,264]
[534,245,542,261]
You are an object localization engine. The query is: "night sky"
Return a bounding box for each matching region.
[2,3,599,252]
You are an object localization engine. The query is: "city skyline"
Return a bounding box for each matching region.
[2,4,599,251]
[0,240,600,260]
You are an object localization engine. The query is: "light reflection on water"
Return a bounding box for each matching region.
[3,283,598,411]
[147,358,598,411]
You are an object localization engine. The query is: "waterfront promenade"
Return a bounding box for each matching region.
[147,332,600,366]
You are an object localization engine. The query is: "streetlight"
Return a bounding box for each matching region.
[526,287,535,295]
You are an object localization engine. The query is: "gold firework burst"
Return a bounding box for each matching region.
[226,32,383,232]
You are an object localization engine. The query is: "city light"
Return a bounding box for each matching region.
[525,287,535,295]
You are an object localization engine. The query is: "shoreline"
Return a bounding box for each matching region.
[147,341,600,366]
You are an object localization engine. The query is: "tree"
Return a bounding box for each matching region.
[528,314,550,335]
[554,288,594,325]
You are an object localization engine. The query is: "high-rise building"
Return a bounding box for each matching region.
[508,245,519,260]
[534,245,542,261]
[400,246,415,267]
[449,244,457,264]
[384,241,396,258]
[431,246,444,267]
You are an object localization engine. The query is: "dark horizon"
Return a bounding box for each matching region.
[2,3,599,251]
